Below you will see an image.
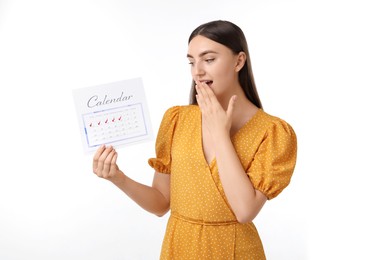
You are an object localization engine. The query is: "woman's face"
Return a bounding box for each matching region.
[187,35,242,97]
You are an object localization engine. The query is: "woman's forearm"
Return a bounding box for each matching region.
[215,132,266,223]
[111,172,170,217]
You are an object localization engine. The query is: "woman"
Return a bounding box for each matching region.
[93,20,297,259]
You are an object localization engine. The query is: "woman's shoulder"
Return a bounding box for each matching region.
[159,105,199,126]
[256,109,295,132]
[163,104,199,117]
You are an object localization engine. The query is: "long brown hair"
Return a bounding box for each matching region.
[188,20,263,109]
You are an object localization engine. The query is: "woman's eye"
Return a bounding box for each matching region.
[205,58,215,63]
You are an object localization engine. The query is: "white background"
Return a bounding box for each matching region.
[0,0,389,259]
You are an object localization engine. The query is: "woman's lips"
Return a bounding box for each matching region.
[197,80,213,87]
[205,80,213,86]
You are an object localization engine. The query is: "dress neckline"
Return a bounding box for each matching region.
[196,106,262,167]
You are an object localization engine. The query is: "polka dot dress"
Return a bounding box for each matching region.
[148,105,297,260]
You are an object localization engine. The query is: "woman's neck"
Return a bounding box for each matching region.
[217,84,247,110]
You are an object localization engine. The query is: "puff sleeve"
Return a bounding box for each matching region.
[148,106,180,174]
[247,119,297,200]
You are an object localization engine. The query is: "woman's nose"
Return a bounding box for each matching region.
[193,62,205,76]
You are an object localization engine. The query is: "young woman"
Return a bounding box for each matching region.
[93,20,297,259]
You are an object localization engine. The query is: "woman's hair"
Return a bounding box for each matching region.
[188,20,263,109]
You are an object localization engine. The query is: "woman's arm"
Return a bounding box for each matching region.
[214,133,267,223]
[196,83,266,223]
[93,145,170,217]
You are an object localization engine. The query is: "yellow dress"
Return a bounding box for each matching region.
[148,105,297,260]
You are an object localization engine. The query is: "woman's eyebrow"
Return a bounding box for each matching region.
[187,50,218,58]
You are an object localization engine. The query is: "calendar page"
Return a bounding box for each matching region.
[73,78,153,153]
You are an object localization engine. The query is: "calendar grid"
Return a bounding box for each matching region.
[82,103,148,148]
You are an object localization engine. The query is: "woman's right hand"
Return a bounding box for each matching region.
[93,145,125,184]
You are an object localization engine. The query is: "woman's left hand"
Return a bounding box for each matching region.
[195,81,236,139]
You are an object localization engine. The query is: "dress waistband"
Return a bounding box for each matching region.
[171,211,238,226]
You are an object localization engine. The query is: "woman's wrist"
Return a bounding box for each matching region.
[110,170,127,186]
[212,129,231,144]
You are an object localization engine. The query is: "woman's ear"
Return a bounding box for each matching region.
[235,51,247,72]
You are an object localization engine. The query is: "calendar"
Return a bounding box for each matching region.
[73,78,153,153]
